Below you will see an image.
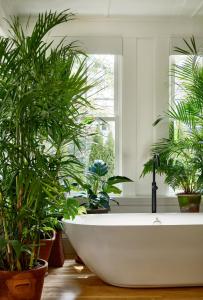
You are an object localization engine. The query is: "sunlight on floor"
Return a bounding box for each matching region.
[74,265,84,272]
[60,291,79,300]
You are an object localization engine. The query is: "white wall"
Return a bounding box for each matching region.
[0,0,10,35]
[19,15,203,200]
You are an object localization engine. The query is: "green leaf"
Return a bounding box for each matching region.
[11,240,23,259]
[104,185,122,194]
[88,160,108,176]
[0,238,7,249]
[107,176,133,185]
[153,116,163,126]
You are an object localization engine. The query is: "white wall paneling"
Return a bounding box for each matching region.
[122,37,137,196]
[136,38,155,195]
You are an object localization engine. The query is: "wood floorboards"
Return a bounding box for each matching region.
[42,259,203,300]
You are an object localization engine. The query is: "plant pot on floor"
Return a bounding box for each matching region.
[177,193,202,212]
[39,231,56,262]
[48,230,65,267]
[0,259,48,300]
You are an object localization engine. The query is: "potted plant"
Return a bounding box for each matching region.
[74,160,133,213]
[142,147,203,212]
[142,37,203,212]
[0,10,95,299]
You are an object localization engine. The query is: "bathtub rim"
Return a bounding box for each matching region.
[63,212,203,227]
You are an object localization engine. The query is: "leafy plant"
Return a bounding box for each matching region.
[0,11,95,271]
[142,37,203,194]
[74,159,133,209]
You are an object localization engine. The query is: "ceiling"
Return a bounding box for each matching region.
[3,0,203,17]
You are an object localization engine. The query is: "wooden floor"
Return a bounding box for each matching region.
[42,259,203,300]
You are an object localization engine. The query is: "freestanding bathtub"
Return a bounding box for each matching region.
[63,213,203,287]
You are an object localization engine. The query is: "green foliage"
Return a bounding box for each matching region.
[142,37,203,194]
[88,125,115,178]
[0,11,95,271]
[74,160,133,209]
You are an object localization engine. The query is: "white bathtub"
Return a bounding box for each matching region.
[63,213,203,287]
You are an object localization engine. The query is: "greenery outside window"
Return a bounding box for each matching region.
[70,54,120,177]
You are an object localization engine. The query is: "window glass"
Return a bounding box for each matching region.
[70,54,118,176]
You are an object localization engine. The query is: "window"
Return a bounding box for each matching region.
[72,54,120,176]
[170,55,187,104]
[170,54,202,137]
[170,55,188,138]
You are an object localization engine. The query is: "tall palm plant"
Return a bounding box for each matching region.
[0,11,95,272]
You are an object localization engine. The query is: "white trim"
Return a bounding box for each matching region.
[73,15,203,23]
[52,36,123,55]
[169,54,176,107]
[111,196,177,206]
[114,55,121,175]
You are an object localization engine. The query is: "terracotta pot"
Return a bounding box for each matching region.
[39,231,56,262]
[177,193,202,212]
[48,230,65,267]
[0,259,47,300]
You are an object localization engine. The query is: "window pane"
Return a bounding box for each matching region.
[87,55,115,117]
[88,120,115,176]
[173,55,187,103]
[70,120,115,176]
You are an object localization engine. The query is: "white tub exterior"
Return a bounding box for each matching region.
[63,213,203,287]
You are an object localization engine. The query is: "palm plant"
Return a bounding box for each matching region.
[142,37,203,208]
[0,11,95,272]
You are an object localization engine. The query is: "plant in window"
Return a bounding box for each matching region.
[142,37,203,212]
[74,159,132,213]
[0,10,95,300]
[88,124,115,178]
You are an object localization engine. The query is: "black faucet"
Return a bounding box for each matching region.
[152,154,160,213]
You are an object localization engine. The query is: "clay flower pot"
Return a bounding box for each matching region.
[39,231,56,262]
[48,230,65,267]
[0,259,48,300]
[177,193,202,212]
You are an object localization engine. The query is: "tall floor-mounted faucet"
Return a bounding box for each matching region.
[152,154,160,213]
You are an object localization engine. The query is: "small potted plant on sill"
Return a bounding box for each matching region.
[73,160,133,213]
